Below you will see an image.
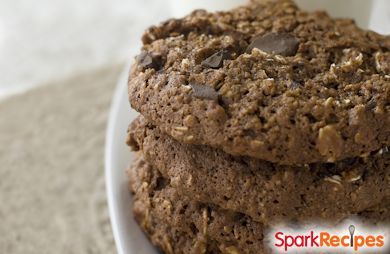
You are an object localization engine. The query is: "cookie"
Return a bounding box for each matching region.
[129,156,271,254]
[128,0,390,165]
[128,116,390,225]
[358,197,390,225]
[128,156,389,254]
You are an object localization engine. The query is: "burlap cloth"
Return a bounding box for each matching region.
[0,64,124,253]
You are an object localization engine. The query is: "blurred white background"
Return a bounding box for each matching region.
[0,0,170,98]
[0,0,388,99]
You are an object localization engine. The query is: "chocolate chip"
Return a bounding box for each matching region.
[155,177,168,191]
[201,50,230,69]
[189,83,219,101]
[136,51,162,70]
[247,32,299,57]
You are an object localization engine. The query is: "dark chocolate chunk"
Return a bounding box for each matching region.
[189,83,219,101]
[201,50,230,69]
[247,32,299,56]
[137,52,162,70]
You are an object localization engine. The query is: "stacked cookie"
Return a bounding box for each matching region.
[126,0,390,253]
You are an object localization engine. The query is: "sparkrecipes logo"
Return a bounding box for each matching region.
[267,221,389,253]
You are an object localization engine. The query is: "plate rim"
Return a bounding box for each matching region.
[105,62,130,254]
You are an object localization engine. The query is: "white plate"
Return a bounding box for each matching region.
[105,62,158,254]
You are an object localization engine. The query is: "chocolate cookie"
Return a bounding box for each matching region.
[128,116,390,225]
[128,0,390,165]
[129,155,389,254]
[358,197,390,225]
[129,156,271,254]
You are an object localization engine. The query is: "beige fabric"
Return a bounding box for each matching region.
[0,64,123,253]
